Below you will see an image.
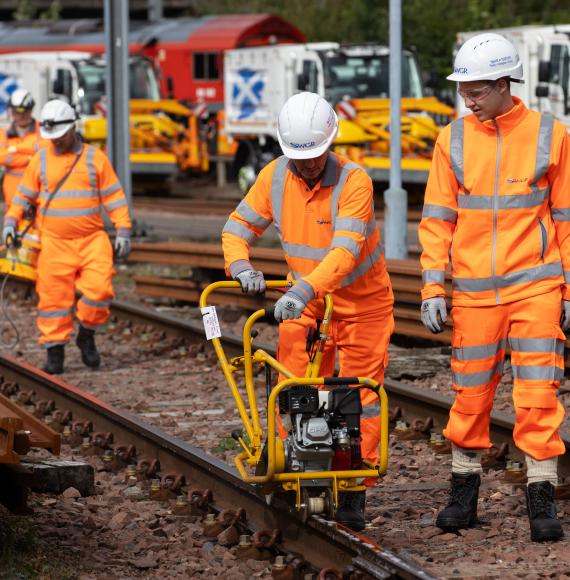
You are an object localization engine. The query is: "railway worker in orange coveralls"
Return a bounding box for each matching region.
[419,33,570,542]
[2,99,132,375]
[222,92,394,531]
[0,89,47,209]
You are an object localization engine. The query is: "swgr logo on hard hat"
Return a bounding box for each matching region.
[454,67,468,74]
[290,141,316,149]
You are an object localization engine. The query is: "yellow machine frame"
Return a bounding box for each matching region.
[199,280,389,511]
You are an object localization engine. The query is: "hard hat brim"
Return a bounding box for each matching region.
[40,122,74,140]
[277,124,339,160]
[447,62,524,82]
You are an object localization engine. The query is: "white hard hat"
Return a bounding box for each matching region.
[9,88,34,111]
[277,92,338,159]
[40,99,77,139]
[447,33,523,82]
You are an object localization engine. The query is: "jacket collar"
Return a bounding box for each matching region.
[480,96,529,132]
[6,120,38,138]
[285,152,339,188]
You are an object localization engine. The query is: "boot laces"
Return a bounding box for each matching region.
[528,484,554,518]
[449,477,477,507]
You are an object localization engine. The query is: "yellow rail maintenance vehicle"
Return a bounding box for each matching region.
[200,281,389,521]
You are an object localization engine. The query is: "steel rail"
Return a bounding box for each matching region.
[0,352,434,579]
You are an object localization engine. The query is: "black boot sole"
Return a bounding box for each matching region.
[335,517,366,532]
[43,366,64,375]
[436,514,478,531]
[530,527,564,542]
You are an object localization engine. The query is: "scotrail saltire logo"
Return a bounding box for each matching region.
[232,68,265,120]
[0,73,19,115]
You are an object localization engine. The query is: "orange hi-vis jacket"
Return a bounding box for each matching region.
[0,121,46,208]
[5,138,131,239]
[419,97,570,307]
[222,153,393,319]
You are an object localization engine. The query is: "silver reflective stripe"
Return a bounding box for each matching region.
[4,217,16,227]
[453,338,507,361]
[86,146,97,191]
[330,160,360,231]
[222,219,256,243]
[509,337,565,355]
[565,270,570,284]
[117,227,131,237]
[43,341,68,348]
[80,296,111,308]
[236,200,271,229]
[453,360,503,387]
[104,198,127,210]
[362,402,380,419]
[18,184,37,198]
[450,118,465,188]
[453,261,562,292]
[39,148,48,193]
[335,216,367,235]
[100,182,121,197]
[552,208,570,221]
[422,204,458,223]
[38,308,72,318]
[282,241,328,261]
[270,156,288,237]
[458,187,549,210]
[512,364,564,381]
[6,169,24,177]
[422,270,445,284]
[11,196,28,207]
[331,235,360,259]
[341,240,383,287]
[39,189,97,200]
[229,259,252,278]
[43,207,101,217]
[532,113,554,185]
[289,280,315,303]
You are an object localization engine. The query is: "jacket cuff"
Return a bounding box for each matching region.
[229,259,253,278]
[3,217,16,228]
[116,227,131,238]
[421,284,447,301]
[289,279,315,306]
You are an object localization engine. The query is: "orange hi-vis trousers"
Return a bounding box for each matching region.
[36,230,114,347]
[445,289,565,460]
[277,308,394,478]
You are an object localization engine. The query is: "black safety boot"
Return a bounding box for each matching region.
[526,481,564,542]
[43,345,65,375]
[436,472,480,530]
[76,325,101,368]
[336,491,366,532]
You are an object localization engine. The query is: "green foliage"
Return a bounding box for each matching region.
[39,0,62,20]
[193,0,570,87]
[12,0,37,21]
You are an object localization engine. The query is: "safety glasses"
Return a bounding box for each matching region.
[12,107,32,114]
[457,83,496,102]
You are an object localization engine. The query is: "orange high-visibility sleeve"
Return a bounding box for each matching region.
[4,153,41,225]
[222,165,273,277]
[95,149,132,231]
[548,127,570,300]
[302,170,373,297]
[419,126,458,300]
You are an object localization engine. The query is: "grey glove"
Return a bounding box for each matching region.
[235,269,266,295]
[114,235,131,260]
[274,291,306,322]
[2,225,15,247]
[561,300,570,332]
[420,296,447,334]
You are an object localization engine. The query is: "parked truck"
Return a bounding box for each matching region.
[224,42,455,191]
[0,51,209,180]
[453,25,570,127]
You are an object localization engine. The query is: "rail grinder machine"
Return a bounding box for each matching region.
[200,281,389,521]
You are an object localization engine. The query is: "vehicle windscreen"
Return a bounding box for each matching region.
[323,53,423,104]
[76,59,160,114]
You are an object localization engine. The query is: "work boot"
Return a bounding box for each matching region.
[436,472,480,530]
[335,491,366,532]
[76,325,101,368]
[43,345,65,375]
[526,481,564,542]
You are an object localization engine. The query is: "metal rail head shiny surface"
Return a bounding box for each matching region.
[199,282,389,511]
